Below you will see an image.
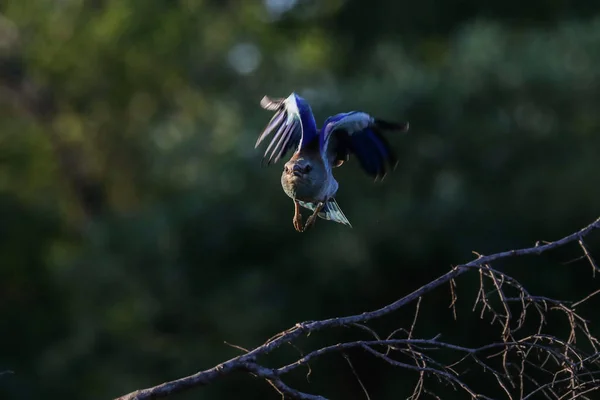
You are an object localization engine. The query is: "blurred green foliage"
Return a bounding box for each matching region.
[1,0,600,399]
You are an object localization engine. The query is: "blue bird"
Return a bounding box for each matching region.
[256,92,409,232]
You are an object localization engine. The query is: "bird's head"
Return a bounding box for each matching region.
[283,157,314,180]
[281,155,328,200]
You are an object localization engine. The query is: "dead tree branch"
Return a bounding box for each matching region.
[115,217,600,400]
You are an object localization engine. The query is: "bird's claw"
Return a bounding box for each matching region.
[303,214,318,231]
[302,201,325,232]
[293,200,324,232]
[293,211,304,232]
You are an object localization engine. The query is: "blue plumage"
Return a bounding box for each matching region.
[294,94,318,149]
[322,111,407,180]
[256,93,409,231]
[256,93,318,165]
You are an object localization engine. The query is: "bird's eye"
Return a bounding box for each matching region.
[305,165,312,173]
[284,166,289,173]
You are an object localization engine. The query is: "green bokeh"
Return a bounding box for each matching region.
[1,1,599,399]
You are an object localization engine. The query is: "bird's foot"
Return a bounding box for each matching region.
[302,201,325,231]
[293,201,304,232]
[293,213,304,232]
[303,214,318,231]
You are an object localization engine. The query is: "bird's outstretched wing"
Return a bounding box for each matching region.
[323,111,409,180]
[255,92,318,165]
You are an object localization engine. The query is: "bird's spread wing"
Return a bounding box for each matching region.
[255,93,317,165]
[323,111,409,180]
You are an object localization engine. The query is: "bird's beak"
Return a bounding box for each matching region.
[292,164,304,177]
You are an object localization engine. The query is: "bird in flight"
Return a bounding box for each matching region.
[255,92,409,232]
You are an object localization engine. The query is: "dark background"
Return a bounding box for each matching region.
[1,0,600,399]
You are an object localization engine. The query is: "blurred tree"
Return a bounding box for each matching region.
[1,0,599,399]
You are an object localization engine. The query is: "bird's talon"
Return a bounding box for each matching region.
[303,216,317,231]
[293,220,304,232]
[293,215,304,232]
[293,200,305,232]
[302,201,324,231]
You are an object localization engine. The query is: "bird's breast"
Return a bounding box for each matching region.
[281,172,327,202]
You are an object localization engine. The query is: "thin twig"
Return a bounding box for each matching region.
[343,353,371,400]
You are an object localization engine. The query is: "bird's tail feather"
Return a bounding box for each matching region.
[299,199,352,227]
[320,198,352,227]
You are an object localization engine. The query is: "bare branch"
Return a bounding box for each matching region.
[115,217,600,400]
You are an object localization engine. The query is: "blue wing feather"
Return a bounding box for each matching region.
[256,93,318,165]
[322,111,408,180]
[295,95,318,149]
[349,131,385,177]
